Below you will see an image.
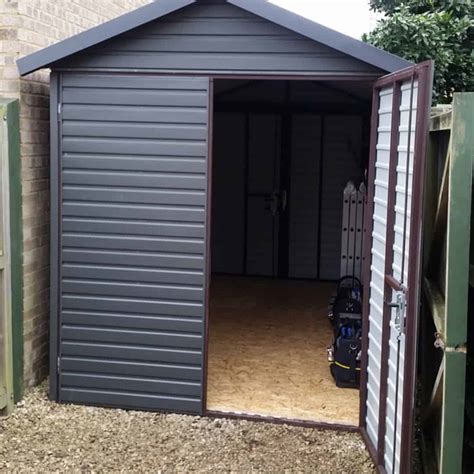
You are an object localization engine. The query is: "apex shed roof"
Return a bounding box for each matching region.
[17,0,411,76]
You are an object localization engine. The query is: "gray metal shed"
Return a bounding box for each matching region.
[18,1,433,472]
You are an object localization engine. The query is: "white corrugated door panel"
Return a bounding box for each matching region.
[362,62,433,474]
[57,74,210,414]
[383,79,418,474]
[365,85,394,447]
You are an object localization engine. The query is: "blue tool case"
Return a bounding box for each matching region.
[327,276,363,389]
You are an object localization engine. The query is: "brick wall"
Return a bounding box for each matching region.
[0,0,151,389]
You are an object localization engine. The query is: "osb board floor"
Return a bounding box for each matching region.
[207,276,360,426]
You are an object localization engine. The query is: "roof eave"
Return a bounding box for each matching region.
[17,0,196,76]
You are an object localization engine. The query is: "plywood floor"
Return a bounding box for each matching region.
[207,276,360,426]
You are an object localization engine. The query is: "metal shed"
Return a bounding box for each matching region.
[18,1,433,472]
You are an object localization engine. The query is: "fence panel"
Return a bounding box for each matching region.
[420,93,474,473]
[0,99,16,415]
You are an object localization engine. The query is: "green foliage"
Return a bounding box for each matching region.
[363,1,473,103]
[370,0,473,15]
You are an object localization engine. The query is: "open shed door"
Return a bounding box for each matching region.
[361,61,433,473]
[52,74,209,414]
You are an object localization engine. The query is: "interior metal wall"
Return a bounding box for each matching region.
[246,114,281,276]
[54,73,209,414]
[319,116,364,280]
[211,112,246,274]
[288,114,322,279]
[211,109,364,280]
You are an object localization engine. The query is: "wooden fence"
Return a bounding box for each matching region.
[419,92,474,473]
[0,98,21,416]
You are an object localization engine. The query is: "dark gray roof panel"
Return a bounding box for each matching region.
[53,1,384,76]
[17,0,196,76]
[17,0,411,76]
[228,0,411,72]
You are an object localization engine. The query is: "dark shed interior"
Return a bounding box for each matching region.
[211,79,372,279]
[207,79,372,424]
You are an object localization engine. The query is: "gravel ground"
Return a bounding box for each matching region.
[0,383,374,472]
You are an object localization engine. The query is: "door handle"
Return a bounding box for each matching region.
[264,193,279,217]
[385,275,404,292]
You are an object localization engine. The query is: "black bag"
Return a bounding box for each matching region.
[327,276,363,388]
[330,322,362,388]
[329,276,362,332]
[332,298,362,332]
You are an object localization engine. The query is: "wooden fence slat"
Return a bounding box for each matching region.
[0,98,21,415]
[421,92,473,474]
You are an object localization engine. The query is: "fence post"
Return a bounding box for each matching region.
[0,98,22,415]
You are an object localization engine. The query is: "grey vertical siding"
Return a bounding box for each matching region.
[57,3,383,76]
[210,109,365,280]
[319,116,363,280]
[57,73,209,414]
[288,114,321,279]
[246,114,281,276]
[211,112,246,274]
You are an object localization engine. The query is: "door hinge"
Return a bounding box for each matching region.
[57,356,61,373]
[57,103,61,120]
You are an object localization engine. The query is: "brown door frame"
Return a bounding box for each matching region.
[398,61,432,473]
[201,77,214,414]
[359,61,433,472]
[202,73,376,429]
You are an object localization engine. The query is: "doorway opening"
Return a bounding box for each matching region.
[206,79,373,426]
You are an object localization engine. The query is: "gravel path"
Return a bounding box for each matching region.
[0,384,374,472]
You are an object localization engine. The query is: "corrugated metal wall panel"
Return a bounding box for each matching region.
[289,114,321,279]
[365,86,394,447]
[211,109,364,280]
[57,73,209,414]
[246,114,281,276]
[57,3,382,76]
[383,79,418,474]
[319,116,363,280]
[211,112,246,274]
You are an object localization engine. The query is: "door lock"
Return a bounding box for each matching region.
[385,291,406,338]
